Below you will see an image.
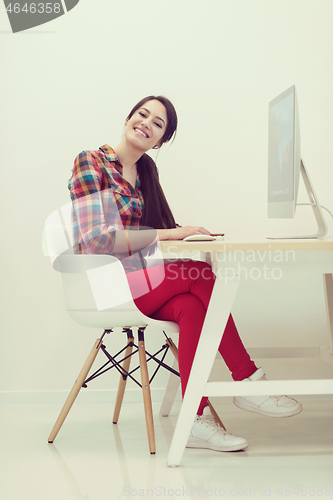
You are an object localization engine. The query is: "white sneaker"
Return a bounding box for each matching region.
[233,368,303,418]
[186,407,248,452]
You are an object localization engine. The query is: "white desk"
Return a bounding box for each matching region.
[160,237,333,467]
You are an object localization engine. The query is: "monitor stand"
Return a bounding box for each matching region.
[267,159,328,239]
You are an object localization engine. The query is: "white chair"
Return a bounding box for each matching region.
[43,206,180,454]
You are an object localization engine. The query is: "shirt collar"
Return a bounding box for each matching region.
[99,144,119,163]
[99,144,141,189]
[99,144,124,175]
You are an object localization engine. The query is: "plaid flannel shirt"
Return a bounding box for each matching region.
[68,144,144,268]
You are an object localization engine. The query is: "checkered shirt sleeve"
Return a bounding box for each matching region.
[69,151,119,254]
[68,146,144,257]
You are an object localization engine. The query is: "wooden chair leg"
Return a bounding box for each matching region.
[164,335,227,430]
[208,401,226,430]
[159,337,180,416]
[166,336,178,360]
[138,330,156,454]
[48,338,103,443]
[160,357,180,417]
[113,334,134,424]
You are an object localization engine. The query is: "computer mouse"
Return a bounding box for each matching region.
[183,234,217,241]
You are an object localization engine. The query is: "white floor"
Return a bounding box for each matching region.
[1,398,333,500]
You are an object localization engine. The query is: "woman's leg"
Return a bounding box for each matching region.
[127,260,257,413]
[149,292,208,409]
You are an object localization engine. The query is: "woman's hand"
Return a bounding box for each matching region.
[157,226,211,241]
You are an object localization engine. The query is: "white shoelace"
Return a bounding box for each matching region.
[258,373,282,400]
[197,415,229,435]
[269,395,283,402]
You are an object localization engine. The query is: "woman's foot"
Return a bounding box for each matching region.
[233,368,303,417]
[186,407,248,452]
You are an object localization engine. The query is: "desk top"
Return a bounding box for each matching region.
[160,237,333,253]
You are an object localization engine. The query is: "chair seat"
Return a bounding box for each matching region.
[67,309,180,333]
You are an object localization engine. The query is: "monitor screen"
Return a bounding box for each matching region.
[267,85,300,219]
[268,93,294,203]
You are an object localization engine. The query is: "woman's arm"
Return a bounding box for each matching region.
[157,226,212,241]
[113,225,212,254]
[70,152,211,251]
[70,152,118,254]
[112,228,157,254]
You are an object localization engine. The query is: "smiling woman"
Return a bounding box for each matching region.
[67,95,302,456]
[125,95,178,146]
[113,96,179,231]
[125,101,167,149]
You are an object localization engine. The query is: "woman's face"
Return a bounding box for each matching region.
[125,99,168,152]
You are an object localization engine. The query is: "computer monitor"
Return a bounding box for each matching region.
[268,85,300,218]
[267,85,328,239]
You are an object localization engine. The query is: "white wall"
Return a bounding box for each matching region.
[1,0,333,402]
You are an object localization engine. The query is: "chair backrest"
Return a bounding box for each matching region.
[43,207,140,314]
[43,203,73,268]
[43,206,181,332]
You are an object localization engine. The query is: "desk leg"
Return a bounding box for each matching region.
[167,277,240,467]
[323,274,333,354]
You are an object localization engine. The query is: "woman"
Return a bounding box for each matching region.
[68,95,302,453]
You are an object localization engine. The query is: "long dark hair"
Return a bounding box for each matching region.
[126,96,178,229]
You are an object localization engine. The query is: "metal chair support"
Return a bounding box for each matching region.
[82,328,179,390]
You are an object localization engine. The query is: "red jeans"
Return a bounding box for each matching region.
[127,260,257,415]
